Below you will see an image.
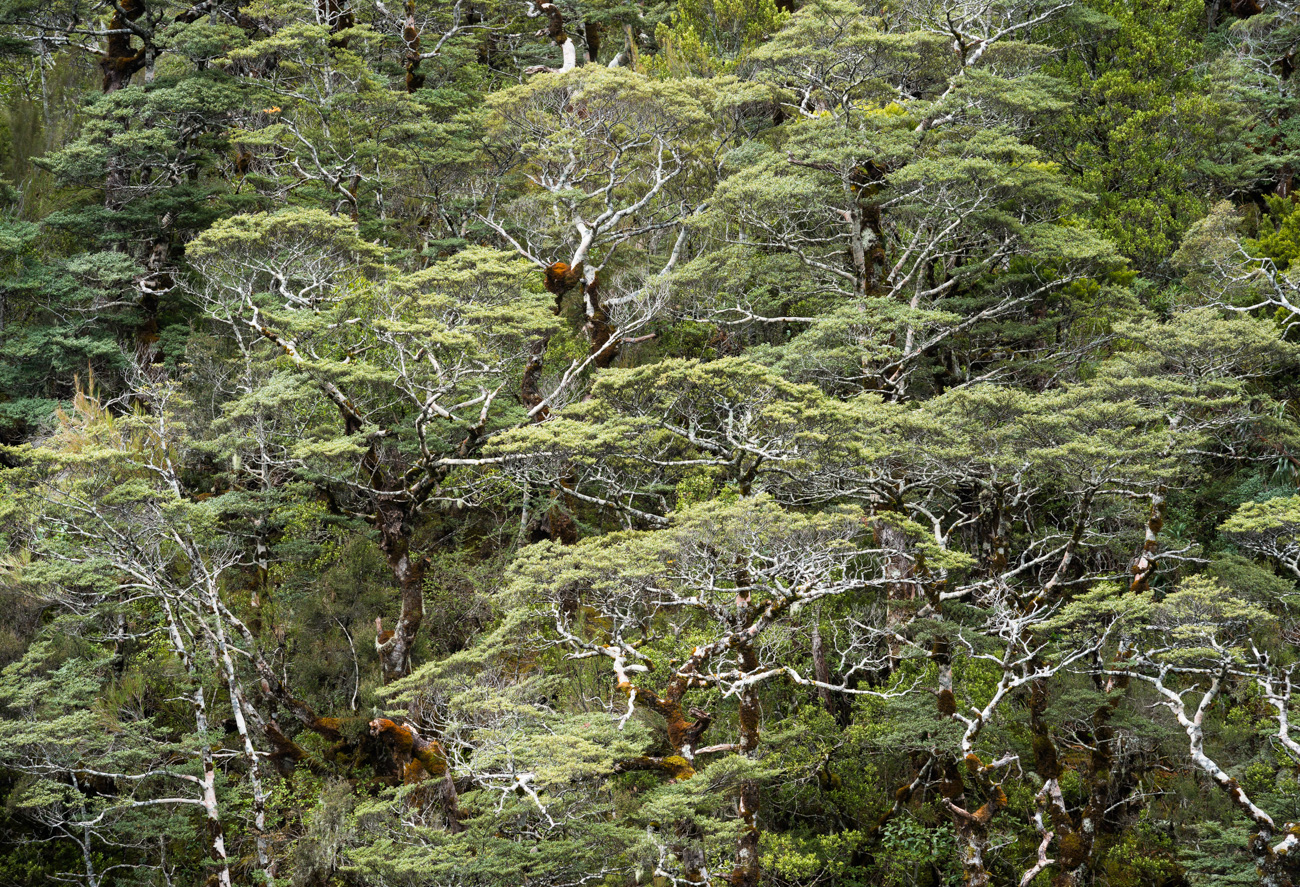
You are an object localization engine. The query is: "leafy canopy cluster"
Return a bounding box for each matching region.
[5,0,1300,885]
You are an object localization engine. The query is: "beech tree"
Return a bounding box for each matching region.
[1,380,265,886]
[186,208,556,681]
[7,0,1300,883]
[1107,578,1300,887]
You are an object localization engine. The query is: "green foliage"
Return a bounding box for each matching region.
[5,0,1300,883]
[650,0,788,76]
[1045,0,1229,267]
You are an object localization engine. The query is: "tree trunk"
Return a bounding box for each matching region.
[207,579,275,883]
[873,516,914,672]
[402,0,425,92]
[159,599,232,886]
[1252,828,1300,887]
[374,502,424,682]
[199,732,234,887]
[319,0,355,45]
[944,784,1007,887]
[811,620,850,724]
[584,276,619,369]
[731,643,761,887]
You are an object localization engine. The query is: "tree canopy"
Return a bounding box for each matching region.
[4,0,1300,885]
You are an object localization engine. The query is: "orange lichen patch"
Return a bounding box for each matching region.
[312,717,343,738]
[544,261,583,296]
[972,785,1008,826]
[369,718,448,779]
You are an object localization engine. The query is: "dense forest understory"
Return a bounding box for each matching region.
[6,0,1300,884]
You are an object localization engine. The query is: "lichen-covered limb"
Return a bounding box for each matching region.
[1252,653,1300,765]
[1114,660,1300,883]
[1132,665,1275,829]
[523,0,575,72]
[1019,816,1055,887]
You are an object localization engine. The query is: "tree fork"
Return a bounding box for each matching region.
[101,0,148,92]
[1129,489,1165,593]
[524,0,575,72]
